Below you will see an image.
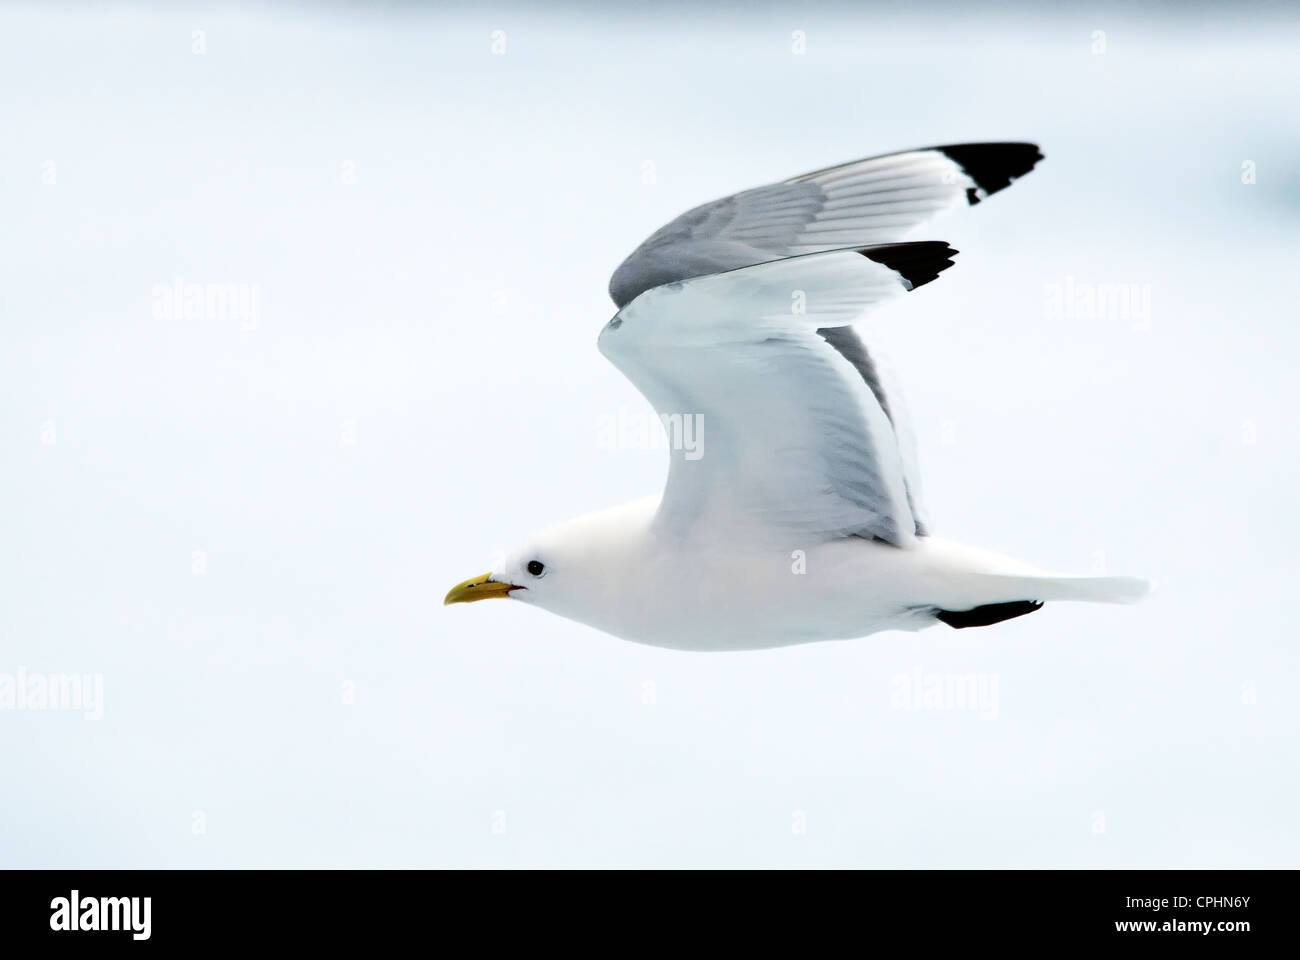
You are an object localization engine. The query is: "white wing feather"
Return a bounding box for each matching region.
[598,244,956,546]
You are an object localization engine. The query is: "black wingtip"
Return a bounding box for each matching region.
[859,241,958,290]
[932,142,1044,202]
[936,600,1044,629]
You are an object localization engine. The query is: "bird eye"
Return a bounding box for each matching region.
[527,560,545,577]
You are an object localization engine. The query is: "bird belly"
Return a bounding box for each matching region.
[598,537,936,651]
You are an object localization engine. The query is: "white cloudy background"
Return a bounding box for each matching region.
[2,1,1297,867]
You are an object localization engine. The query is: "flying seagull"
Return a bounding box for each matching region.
[446,143,1150,650]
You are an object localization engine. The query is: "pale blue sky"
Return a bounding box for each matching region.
[1,2,1297,867]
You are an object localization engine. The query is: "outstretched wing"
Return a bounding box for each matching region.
[597,242,957,547]
[608,142,1041,308]
[605,142,1042,536]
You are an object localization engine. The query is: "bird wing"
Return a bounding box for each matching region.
[597,242,957,547]
[608,142,1042,308]
[602,143,1042,542]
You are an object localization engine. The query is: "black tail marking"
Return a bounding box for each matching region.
[935,600,1043,629]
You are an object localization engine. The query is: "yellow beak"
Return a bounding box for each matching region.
[444,572,519,605]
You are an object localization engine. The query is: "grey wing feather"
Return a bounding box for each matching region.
[607,184,822,306]
[608,142,1042,308]
[817,325,926,536]
[604,142,1042,543]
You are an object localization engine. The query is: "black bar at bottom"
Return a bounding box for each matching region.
[0,868,1285,947]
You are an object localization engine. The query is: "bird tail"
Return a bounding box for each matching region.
[931,573,1152,629]
[974,572,1153,604]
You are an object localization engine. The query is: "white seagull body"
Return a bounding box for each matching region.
[446,143,1150,651]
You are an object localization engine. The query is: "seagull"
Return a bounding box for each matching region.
[445,143,1151,651]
